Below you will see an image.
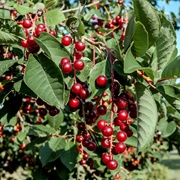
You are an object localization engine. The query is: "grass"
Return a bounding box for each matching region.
[160,153,180,180]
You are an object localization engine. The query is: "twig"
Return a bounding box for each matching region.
[62,0,102,13]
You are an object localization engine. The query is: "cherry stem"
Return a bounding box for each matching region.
[106,47,115,157]
[92,45,96,67]
[42,9,49,32]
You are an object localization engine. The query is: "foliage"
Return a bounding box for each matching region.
[0,0,180,179]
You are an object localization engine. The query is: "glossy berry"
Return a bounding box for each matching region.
[60,57,71,66]
[97,119,107,130]
[82,130,91,139]
[35,27,44,37]
[76,135,83,143]
[117,110,128,121]
[102,153,112,164]
[75,41,86,51]
[101,138,110,148]
[107,160,118,170]
[115,142,126,154]
[126,129,133,137]
[49,108,59,116]
[79,88,89,99]
[82,139,89,147]
[75,51,83,59]
[102,126,114,137]
[115,97,127,109]
[20,40,29,48]
[39,108,47,116]
[120,122,129,132]
[84,101,94,110]
[62,63,72,74]
[80,159,86,165]
[37,23,45,29]
[83,153,88,160]
[118,0,123,5]
[61,36,72,46]
[27,36,36,46]
[114,117,123,126]
[87,141,96,151]
[49,30,56,36]
[116,131,127,142]
[71,83,82,94]
[22,19,32,28]
[77,122,86,131]
[97,105,107,115]
[96,75,107,87]
[69,98,80,108]
[74,59,84,70]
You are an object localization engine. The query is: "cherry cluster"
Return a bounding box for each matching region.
[19,18,56,54]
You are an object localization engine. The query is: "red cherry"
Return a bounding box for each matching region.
[37,23,46,29]
[115,97,127,109]
[117,110,128,121]
[80,159,86,165]
[82,139,89,147]
[83,153,88,160]
[87,141,96,151]
[115,142,126,154]
[22,19,32,29]
[76,135,84,143]
[61,36,72,46]
[62,63,72,74]
[82,130,91,139]
[69,98,80,108]
[75,41,86,51]
[79,88,89,99]
[49,30,56,36]
[106,160,118,170]
[75,51,83,59]
[36,98,44,106]
[97,119,107,130]
[102,153,112,164]
[60,57,71,66]
[116,131,127,142]
[35,27,44,37]
[97,105,107,115]
[39,108,47,116]
[20,40,29,48]
[27,36,36,46]
[71,83,82,94]
[126,129,133,137]
[49,108,59,116]
[74,59,84,70]
[96,75,107,87]
[113,117,123,126]
[102,126,114,137]
[120,122,129,132]
[118,0,123,5]
[101,138,110,148]
[77,122,86,131]
[116,16,121,21]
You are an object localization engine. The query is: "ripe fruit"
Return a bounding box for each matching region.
[116,131,127,142]
[76,135,83,143]
[97,105,107,115]
[96,75,107,87]
[115,142,126,154]
[75,41,86,51]
[22,19,32,28]
[79,88,89,99]
[102,153,112,164]
[101,138,110,148]
[102,126,114,137]
[27,36,36,46]
[87,141,96,151]
[39,108,47,116]
[60,57,71,66]
[115,97,127,109]
[97,119,107,130]
[20,40,29,48]
[71,83,82,94]
[77,122,86,131]
[80,159,86,165]
[117,110,128,121]
[120,122,129,132]
[106,160,118,170]
[62,63,72,74]
[49,30,56,36]
[74,59,84,70]
[61,36,72,46]
[114,117,123,126]
[75,51,83,59]
[69,98,80,108]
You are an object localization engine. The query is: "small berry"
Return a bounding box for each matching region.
[61,36,72,46]
[69,98,80,108]
[97,105,107,115]
[107,160,118,170]
[115,142,126,154]
[75,41,86,51]
[116,131,127,142]
[60,57,71,66]
[71,83,82,95]
[96,75,107,87]
[102,153,112,164]
[102,126,114,137]
[74,59,84,70]
[101,138,110,148]
[62,63,72,74]
[117,110,128,121]
[22,19,32,29]
[97,119,107,130]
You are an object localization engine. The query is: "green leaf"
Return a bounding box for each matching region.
[135,82,158,151]
[47,110,64,129]
[0,93,22,125]
[0,9,11,19]
[133,0,160,47]
[153,14,176,71]
[14,80,37,98]
[39,137,65,167]
[0,60,17,76]
[45,9,65,26]
[124,15,135,52]
[24,53,65,109]
[161,56,180,79]
[17,131,28,142]
[60,141,78,171]
[88,60,111,99]
[157,85,180,113]
[13,4,34,15]
[158,118,176,137]
[0,19,25,44]
[77,20,85,36]
[35,32,70,67]
[124,45,142,74]
[132,21,149,57]
[125,126,138,147]
[28,125,56,137]
[45,0,57,9]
